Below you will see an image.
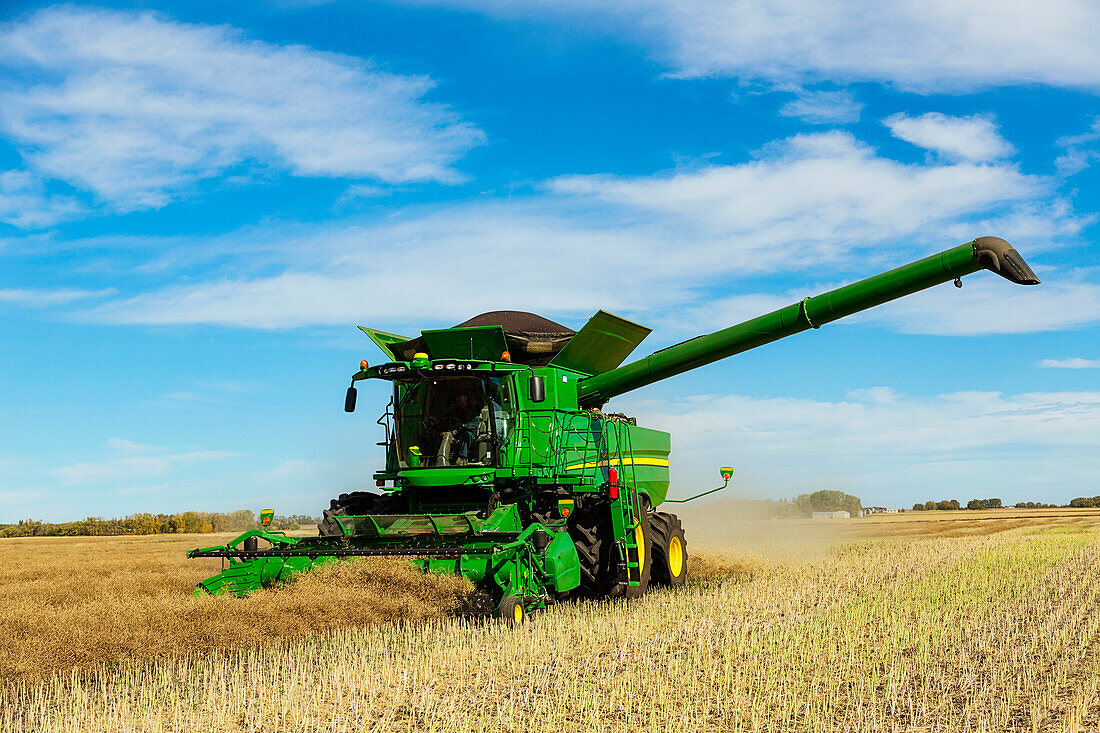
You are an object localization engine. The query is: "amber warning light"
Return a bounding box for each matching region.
[360,360,369,370]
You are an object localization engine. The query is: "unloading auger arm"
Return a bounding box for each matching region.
[577,237,1039,407]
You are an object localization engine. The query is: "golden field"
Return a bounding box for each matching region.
[4,507,1100,732]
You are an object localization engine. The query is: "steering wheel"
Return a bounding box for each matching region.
[436,416,464,432]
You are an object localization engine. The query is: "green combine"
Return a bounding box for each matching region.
[189,237,1040,623]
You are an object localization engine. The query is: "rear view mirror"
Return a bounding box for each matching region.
[529,376,545,403]
[344,385,357,413]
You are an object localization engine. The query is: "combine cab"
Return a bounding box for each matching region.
[190,237,1039,622]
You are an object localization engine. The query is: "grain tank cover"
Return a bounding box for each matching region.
[365,311,576,365]
[548,310,651,376]
[422,326,510,360]
[357,327,412,361]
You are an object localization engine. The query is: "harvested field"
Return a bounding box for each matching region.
[0,533,472,681]
[3,508,1100,732]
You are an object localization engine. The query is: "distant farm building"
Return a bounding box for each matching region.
[812,511,851,519]
[863,506,895,515]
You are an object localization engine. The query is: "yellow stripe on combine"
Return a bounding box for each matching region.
[563,457,670,471]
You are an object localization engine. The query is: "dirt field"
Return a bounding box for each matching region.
[4,508,1100,732]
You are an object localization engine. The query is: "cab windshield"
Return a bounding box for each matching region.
[394,376,510,468]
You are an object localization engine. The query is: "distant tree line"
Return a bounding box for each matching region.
[1070,497,1100,508]
[0,511,317,538]
[913,500,961,511]
[911,497,1089,511]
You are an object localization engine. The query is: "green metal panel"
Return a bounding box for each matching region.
[543,530,581,592]
[422,326,508,360]
[577,240,1035,406]
[624,425,671,507]
[357,326,412,361]
[400,467,495,487]
[548,310,651,376]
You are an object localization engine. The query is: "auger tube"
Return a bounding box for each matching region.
[577,237,1039,407]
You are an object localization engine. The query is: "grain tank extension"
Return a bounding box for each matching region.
[189,237,1039,623]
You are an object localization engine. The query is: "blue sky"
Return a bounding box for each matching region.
[2,1,1098,521]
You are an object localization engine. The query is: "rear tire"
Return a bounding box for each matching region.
[650,512,687,586]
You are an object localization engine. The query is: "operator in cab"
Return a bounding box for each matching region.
[447,390,483,466]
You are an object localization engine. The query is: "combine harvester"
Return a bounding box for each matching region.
[190,237,1039,623]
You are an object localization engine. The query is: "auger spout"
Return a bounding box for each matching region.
[576,237,1039,407]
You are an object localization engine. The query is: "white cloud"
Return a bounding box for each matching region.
[258,458,329,482]
[1040,357,1100,369]
[1056,119,1100,175]
[79,130,1080,331]
[0,170,85,228]
[548,131,1054,261]
[778,89,862,124]
[49,438,236,486]
[0,7,483,217]
[435,0,1100,93]
[860,274,1100,335]
[0,286,115,307]
[884,113,1015,162]
[621,388,1100,505]
[84,209,684,328]
[335,184,390,206]
[105,437,160,454]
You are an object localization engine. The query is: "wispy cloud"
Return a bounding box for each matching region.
[75,130,1081,331]
[1040,357,1100,369]
[778,89,862,124]
[1056,118,1100,175]
[140,380,264,408]
[859,275,1100,335]
[49,438,236,486]
[437,0,1100,94]
[0,287,115,307]
[549,131,1038,244]
[0,169,85,228]
[0,6,483,223]
[884,113,1015,162]
[257,458,329,482]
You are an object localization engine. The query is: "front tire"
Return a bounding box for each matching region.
[567,505,610,596]
[496,596,526,626]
